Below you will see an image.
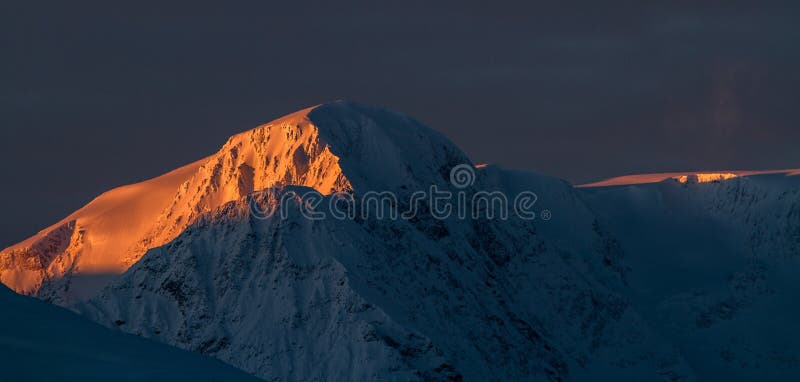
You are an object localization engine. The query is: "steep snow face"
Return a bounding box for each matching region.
[578,173,800,380]
[0,284,261,382]
[79,171,693,381]
[0,102,468,303]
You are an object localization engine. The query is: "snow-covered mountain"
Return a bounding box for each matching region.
[0,283,261,381]
[1,101,798,381]
[70,103,694,381]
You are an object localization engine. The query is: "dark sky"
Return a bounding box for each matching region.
[2,1,799,247]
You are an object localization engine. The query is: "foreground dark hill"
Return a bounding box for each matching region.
[0,283,261,381]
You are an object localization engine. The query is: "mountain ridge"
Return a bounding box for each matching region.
[579,169,800,188]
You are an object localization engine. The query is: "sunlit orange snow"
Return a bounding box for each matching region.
[579,169,800,188]
[0,106,352,299]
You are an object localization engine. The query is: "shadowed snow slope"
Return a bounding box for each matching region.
[578,172,800,380]
[0,284,260,382]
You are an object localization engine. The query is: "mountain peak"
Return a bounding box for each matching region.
[0,102,470,301]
